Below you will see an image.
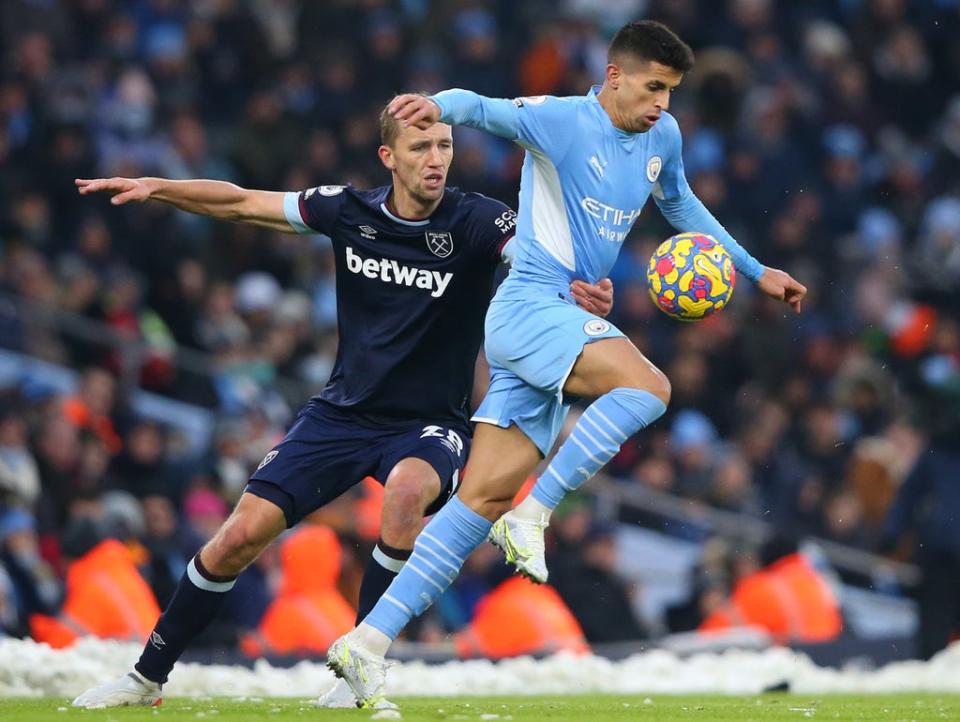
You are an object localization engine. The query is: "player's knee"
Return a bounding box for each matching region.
[381,474,435,548]
[381,492,421,528]
[384,472,434,517]
[646,369,671,407]
[614,369,671,406]
[618,364,671,407]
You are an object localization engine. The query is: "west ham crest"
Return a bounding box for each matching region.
[425,231,453,258]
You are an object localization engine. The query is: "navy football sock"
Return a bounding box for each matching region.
[356,540,410,624]
[135,554,237,685]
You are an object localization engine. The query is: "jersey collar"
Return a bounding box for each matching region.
[378,186,456,227]
[588,85,640,151]
[380,201,431,226]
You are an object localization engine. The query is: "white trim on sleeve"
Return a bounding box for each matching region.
[283,191,313,234]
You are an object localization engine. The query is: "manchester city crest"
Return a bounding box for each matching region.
[583,319,611,336]
[425,231,453,258]
[646,156,662,183]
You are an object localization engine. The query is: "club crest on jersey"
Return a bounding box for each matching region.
[257,450,278,471]
[425,231,453,258]
[646,156,662,183]
[359,225,377,240]
[583,319,611,336]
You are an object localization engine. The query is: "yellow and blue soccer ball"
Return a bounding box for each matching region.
[647,232,735,320]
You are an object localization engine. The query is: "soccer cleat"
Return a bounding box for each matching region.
[71,671,162,709]
[489,509,549,583]
[314,678,398,710]
[326,635,389,709]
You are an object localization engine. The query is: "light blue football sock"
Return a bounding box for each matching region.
[364,495,491,640]
[532,387,667,509]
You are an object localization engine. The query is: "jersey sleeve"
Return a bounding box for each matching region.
[652,115,765,282]
[282,185,346,235]
[464,195,518,263]
[431,89,577,163]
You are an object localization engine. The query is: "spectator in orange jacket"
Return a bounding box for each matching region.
[241,525,354,656]
[30,531,161,648]
[61,367,123,455]
[454,576,589,659]
[699,537,842,644]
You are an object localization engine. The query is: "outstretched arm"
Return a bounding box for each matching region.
[389,91,520,141]
[389,91,576,162]
[653,117,806,313]
[75,177,292,232]
[656,190,806,312]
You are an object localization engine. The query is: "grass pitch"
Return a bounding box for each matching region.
[2,695,959,721]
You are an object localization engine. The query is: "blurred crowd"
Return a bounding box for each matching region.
[1,0,959,656]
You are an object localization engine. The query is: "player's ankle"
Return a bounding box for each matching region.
[352,622,392,657]
[513,494,553,523]
[131,667,163,688]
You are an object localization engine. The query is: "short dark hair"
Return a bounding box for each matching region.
[608,20,694,73]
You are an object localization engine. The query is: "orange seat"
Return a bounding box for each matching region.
[700,552,842,643]
[455,576,589,659]
[241,525,354,656]
[353,477,385,542]
[31,539,160,648]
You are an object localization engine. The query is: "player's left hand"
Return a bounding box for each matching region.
[757,266,807,314]
[571,278,614,317]
[389,94,442,130]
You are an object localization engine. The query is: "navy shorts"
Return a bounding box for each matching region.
[245,401,470,527]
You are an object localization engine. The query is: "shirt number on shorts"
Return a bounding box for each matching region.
[421,425,464,457]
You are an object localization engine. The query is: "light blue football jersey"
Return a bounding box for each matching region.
[432,87,763,295]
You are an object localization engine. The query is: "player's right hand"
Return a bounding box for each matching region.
[389,94,441,130]
[758,266,807,314]
[571,278,614,317]
[75,177,153,205]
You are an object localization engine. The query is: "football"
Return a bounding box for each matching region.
[647,232,736,320]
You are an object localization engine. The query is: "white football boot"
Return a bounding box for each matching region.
[489,509,549,583]
[326,635,390,709]
[314,677,398,710]
[72,671,162,709]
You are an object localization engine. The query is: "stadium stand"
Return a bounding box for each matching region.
[0,0,958,664]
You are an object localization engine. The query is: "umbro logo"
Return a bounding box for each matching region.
[257,450,278,471]
[150,631,166,649]
[359,225,377,240]
[589,154,608,178]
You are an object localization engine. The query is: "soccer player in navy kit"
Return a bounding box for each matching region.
[71,99,613,709]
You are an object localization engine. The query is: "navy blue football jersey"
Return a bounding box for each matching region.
[283,184,516,426]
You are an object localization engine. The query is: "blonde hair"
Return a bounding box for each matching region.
[379,91,431,146]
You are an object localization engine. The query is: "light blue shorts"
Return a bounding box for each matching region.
[472,293,624,456]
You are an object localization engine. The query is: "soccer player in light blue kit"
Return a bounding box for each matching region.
[329,21,806,706]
